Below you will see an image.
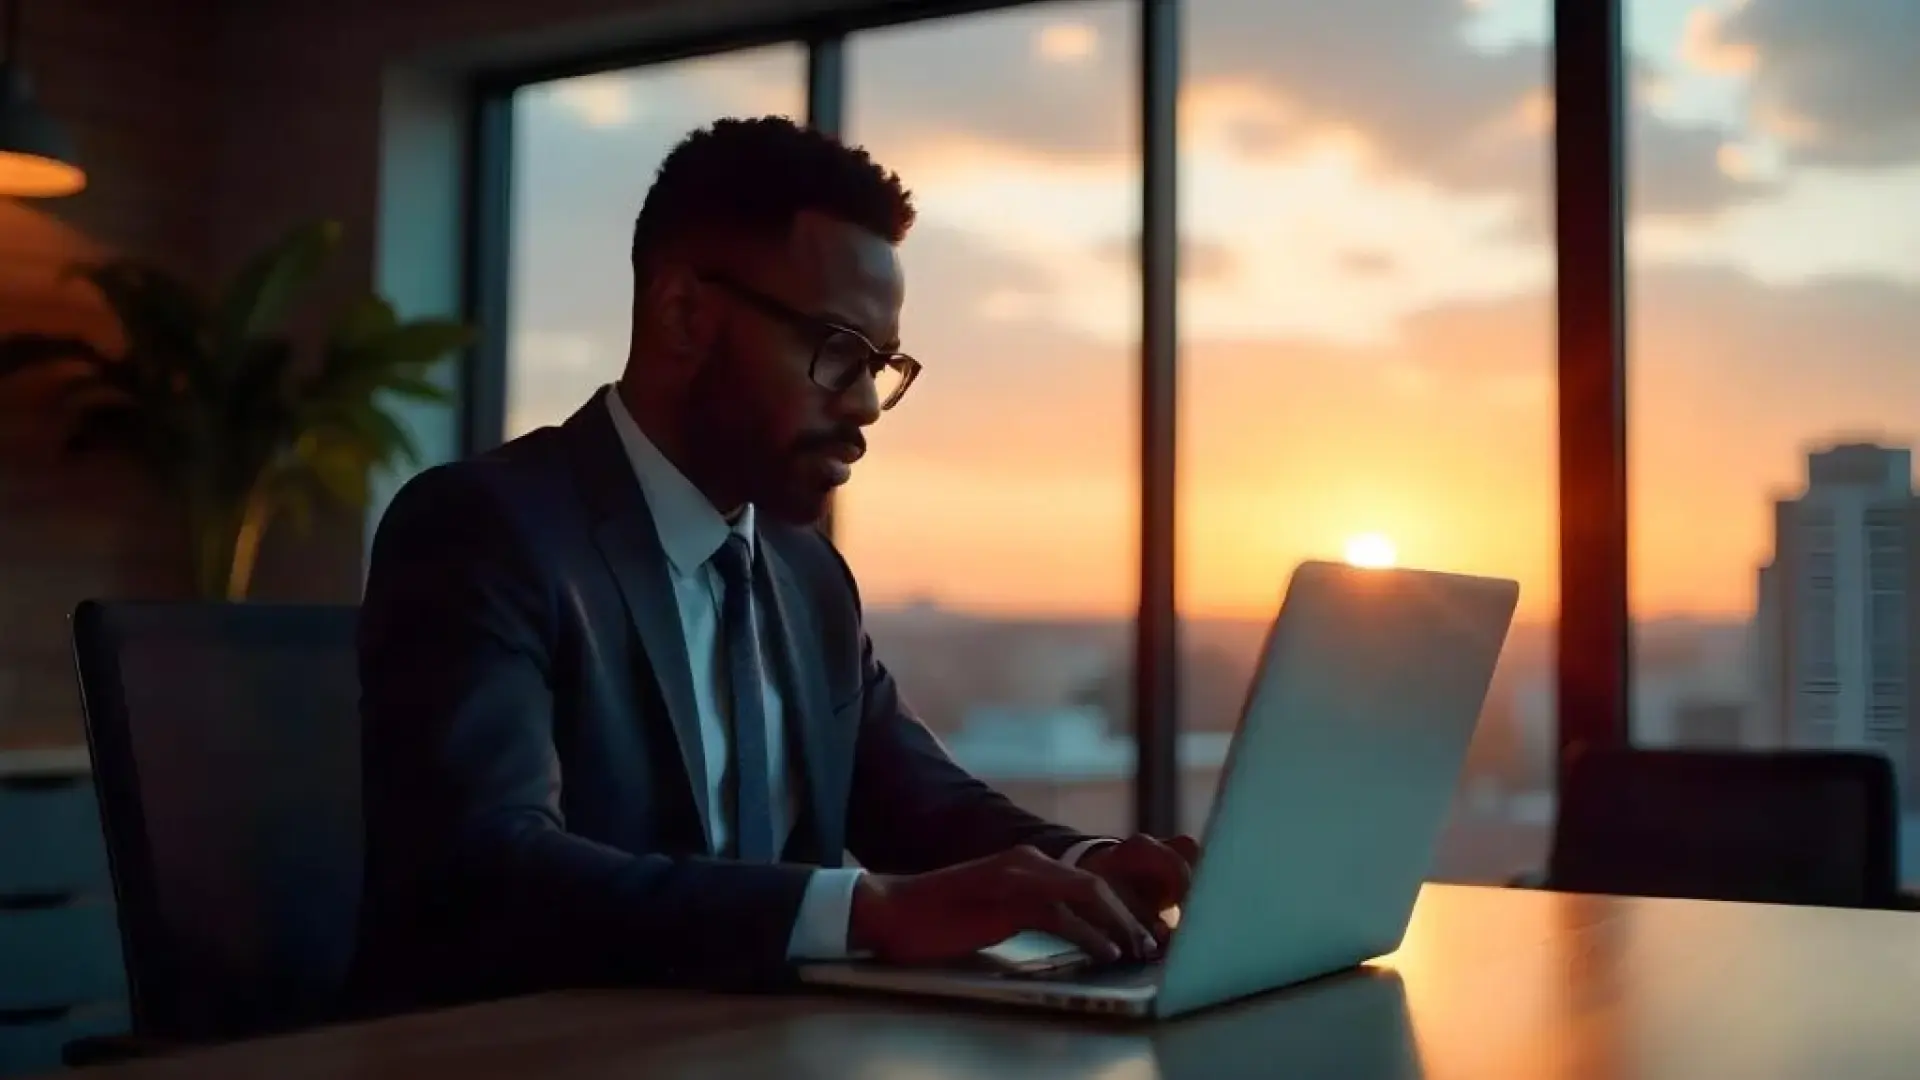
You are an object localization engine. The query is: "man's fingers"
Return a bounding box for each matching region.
[1006,858,1136,959]
[1069,873,1157,959]
[1102,879,1171,945]
[1038,902,1122,962]
[1034,864,1150,959]
[988,846,1183,961]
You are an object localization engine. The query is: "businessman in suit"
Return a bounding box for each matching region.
[351,116,1197,1012]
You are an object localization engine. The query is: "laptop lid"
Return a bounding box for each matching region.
[1153,560,1518,1017]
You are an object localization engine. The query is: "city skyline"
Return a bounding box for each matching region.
[507,0,1918,624]
[1754,442,1918,806]
[860,438,1917,877]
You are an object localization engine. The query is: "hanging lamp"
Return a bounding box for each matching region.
[0,0,85,198]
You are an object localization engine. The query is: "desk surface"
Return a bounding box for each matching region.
[64,884,1920,1080]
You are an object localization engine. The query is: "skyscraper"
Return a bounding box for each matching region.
[1756,444,1920,809]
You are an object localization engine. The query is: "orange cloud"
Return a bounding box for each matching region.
[1680,4,1759,76]
[1180,78,1300,157]
[1750,95,1821,145]
[1514,89,1554,135]
[1034,21,1099,64]
[1716,142,1756,181]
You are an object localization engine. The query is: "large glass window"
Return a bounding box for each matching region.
[506,47,805,437]
[1177,0,1561,881]
[839,0,1141,836]
[1626,0,1920,883]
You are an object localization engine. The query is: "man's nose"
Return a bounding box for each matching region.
[837,367,884,428]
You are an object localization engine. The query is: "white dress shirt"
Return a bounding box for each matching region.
[605,388,1108,960]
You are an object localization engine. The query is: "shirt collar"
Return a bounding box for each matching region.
[604,385,754,576]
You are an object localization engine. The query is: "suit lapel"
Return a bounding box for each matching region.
[592,517,713,850]
[758,536,851,865]
[566,394,714,851]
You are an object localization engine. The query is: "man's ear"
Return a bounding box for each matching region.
[644,261,716,366]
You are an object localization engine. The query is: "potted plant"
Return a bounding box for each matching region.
[0,220,473,600]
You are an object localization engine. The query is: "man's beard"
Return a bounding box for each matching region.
[683,355,774,514]
[682,338,860,525]
[681,352,827,524]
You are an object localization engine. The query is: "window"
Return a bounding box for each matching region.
[1176,0,1559,881]
[1627,0,1920,880]
[835,1,1140,837]
[505,47,805,437]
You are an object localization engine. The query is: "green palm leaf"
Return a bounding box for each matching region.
[358,320,474,369]
[294,432,376,507]
[0,217,469,600]
[378,374,454,403]
[216,220,342,349]
[298,400,420,466]
[327,295,398,353]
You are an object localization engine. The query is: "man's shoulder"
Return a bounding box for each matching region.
[379,427,579,546]
[406,426,572,502]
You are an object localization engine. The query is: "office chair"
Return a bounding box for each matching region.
[1538,746,1913,910]
[67,601,363,1064]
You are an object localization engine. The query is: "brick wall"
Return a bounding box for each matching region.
[0,0,222,749]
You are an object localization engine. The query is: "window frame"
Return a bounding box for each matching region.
[460,0,1632,839]
[1552,0,1631,782]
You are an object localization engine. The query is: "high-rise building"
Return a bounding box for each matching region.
[1755,561,1783,746]
[1755,444,1920,808]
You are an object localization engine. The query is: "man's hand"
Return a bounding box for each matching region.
[848,845,1160,965]
[1077,833,1200,946]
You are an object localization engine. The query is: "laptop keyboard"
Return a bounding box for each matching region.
[969,931,1168,985]
[1007,957,1162,985]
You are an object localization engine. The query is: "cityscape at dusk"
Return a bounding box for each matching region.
[504,0,1919,881]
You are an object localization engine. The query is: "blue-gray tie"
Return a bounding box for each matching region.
[712,534,777,863]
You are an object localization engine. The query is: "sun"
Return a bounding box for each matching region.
[1343,532,1398,569]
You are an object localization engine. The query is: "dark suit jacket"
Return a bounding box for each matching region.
[348,392,1091,1014]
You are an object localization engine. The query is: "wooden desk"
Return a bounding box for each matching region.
[50,885,1920,1080]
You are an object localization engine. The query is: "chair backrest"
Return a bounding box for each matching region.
[1547,747,1900,909]
[71,600,363,1042]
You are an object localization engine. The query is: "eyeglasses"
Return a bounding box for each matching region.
[698,273,922,411]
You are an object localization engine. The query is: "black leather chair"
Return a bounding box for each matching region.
[67,601,363,1064]
[1531,746,1915,910]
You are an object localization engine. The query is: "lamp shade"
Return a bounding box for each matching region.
[0,63,84,197]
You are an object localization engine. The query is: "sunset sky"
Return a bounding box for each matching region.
[508,0,1919,623]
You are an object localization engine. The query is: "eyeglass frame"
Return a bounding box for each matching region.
[696,272,922,411]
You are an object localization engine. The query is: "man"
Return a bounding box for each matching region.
[351,116,1196,1013]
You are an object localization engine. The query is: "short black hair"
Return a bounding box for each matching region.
[631,116,916,281]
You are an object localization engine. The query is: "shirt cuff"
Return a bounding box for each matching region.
[1060,837,1119,867]
[786,868,866,960]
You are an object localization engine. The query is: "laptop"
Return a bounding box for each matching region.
[800,559,1519,1020]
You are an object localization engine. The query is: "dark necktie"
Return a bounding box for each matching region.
[712,534,777,863]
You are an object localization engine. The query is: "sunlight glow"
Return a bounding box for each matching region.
[547,75,634,128]
[1035,22,1099,63]
[1345,532,1399,569]
[1716,142,1754,180]
[1680,4,1758,75]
